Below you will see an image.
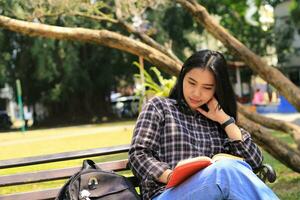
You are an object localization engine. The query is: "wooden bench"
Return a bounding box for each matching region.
[0,144,276,200]
[0,144,140,200]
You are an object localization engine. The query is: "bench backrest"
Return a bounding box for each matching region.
[0,144,139,200]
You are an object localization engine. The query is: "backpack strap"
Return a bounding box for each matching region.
[82,159,99,170]
[55,170,80,200]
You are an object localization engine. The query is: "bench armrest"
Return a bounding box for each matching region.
[254,163,276,183]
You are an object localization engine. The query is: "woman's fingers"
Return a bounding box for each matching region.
[207,97,219,111]
[196,107,208,115]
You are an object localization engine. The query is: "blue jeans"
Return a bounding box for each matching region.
[153,160,279,200]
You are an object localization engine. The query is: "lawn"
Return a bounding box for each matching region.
[0,121,299,199]
[263,131,300,199]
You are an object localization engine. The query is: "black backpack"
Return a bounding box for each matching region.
[55,159,140,200]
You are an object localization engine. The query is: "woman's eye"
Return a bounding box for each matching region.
[189,82,196,86]
[204,87,212,90]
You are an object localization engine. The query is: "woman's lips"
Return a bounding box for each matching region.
[189,98,201,105]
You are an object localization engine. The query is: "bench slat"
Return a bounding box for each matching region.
[0,188,59,200]
[0,144,130,169]
[0,160,129,187]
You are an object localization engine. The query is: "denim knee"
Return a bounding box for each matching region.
[206,159,254,187]
[213,159,252,172]
[188,160,250,183]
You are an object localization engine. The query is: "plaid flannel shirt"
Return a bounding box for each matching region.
[129,97,263,200]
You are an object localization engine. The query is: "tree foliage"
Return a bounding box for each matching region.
[0,0,140,122]
[134,62,176,98]
[290,0,300,30]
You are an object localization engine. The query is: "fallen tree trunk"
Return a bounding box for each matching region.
[238,113,300,173]
[176,0,300,112]
[238,103,300,151]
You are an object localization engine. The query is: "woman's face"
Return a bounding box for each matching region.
[182,68,216,110]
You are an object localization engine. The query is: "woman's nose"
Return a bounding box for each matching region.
[193,88,202,98]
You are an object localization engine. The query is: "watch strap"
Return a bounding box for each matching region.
[221,117,235,129]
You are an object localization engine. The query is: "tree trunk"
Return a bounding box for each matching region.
[176,0,300,112]
[238,113,300,173]
[238,103,300,151]
[0,15,181,76]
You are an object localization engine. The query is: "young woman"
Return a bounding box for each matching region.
[129,50,279,200]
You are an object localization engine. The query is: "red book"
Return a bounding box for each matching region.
[166,154,243,188]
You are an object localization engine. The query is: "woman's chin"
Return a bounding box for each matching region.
[188,104,199,111]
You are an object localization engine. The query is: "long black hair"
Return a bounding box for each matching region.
[169,49,237,119]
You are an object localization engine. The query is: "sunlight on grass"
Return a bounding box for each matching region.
[0,120,135,143]
[0,122,135,160]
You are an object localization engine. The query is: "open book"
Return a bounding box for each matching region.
[166,153,244,188]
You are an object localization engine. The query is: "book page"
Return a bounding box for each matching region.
[176,156,212,167]
[211,153,243,162]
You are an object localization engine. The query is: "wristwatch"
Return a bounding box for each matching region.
[221,117,235,129]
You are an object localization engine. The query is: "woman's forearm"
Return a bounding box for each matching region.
[217,114,242,141]
[224,123,242,141]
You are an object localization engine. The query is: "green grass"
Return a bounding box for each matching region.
[264,151,300,199]
[0,121,135,160]
[0,121,299,199]
[262,131,300,199]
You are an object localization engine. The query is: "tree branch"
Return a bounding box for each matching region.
[238,113,300,173]
[72,12,119,24]
[0,15,181,76]
[238,103,300,151]
[68,5,183,65]
[117,19,182,64]
[176,0,300,112]
[114,0,182,64]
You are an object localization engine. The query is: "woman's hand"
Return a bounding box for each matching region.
[196,97,229,124]
[197,97,242,141]
[158,169,173,184]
